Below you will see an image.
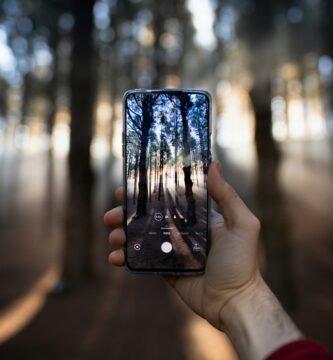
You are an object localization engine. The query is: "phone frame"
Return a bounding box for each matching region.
[123,88,212,275]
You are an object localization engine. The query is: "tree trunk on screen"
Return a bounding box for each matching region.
[154,155,158,193]
[127,153,132,178]
[149,152,152,202]
[174,112,179,201]
[180,95,196,225]
[158,116,166,201]
[63,0,96,286]
[193,117,208,186]
[136,95,154,217]
[133,152,139,204]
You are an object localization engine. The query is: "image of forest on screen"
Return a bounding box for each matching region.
[125,92,209,270]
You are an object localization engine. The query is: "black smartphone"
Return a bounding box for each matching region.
[123,89,211,275]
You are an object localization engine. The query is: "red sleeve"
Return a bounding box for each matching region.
[266,339,333,360]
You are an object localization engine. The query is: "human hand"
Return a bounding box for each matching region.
[104,160,261,330]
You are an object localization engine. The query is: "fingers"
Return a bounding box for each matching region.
[109,228,126,247]
[208,160,256,229]
[105,187,126,267]
[108,249,125,266]
[108,228,125,267]
[104,206,124,228]
[104,187,124,227]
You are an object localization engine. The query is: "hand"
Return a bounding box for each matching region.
[104,160,261,329]
[104,160,302,359]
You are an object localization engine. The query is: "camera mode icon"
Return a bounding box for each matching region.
[133,243,141,251]
[154,212,163,221]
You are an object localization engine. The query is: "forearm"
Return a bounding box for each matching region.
[221,274,303,360]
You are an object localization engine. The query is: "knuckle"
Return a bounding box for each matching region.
[249,215,261,231]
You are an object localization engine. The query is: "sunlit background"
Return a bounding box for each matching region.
[0,0,333,358]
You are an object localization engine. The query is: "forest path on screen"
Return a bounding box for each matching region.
[127,176,207,270]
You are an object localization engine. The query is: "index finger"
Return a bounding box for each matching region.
[104,206,124,228]
[104,187,124,227]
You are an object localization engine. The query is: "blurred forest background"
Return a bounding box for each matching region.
[0,0,333,359]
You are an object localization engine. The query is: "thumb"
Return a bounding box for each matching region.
[207,160,254,229]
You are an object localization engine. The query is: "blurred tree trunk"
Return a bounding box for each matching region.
[247,0,295,309]
[251,79,295,310]
[152,0,165,88]
[0,79,8,121]
[43,58,57,235]
[63,0,96,286]
[322,0,333,55]
[322,0,333,126]
[46,32,59,137]
[21,73,32,125]
[106,0,134,211]
[178,0,195,86]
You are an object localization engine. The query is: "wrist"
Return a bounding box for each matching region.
[220,273,303,360]
[219,271,264,329]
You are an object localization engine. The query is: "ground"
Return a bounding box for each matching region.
[0,139,333,358]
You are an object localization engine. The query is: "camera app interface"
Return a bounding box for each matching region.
[125,91,209,271]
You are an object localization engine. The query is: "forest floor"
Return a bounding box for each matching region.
[1,139,333,358]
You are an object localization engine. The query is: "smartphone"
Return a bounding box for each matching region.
[123,89,211,275]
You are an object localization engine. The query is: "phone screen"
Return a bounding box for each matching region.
[124,89,210,274]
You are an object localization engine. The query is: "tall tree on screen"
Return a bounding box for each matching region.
[130,94,159,217]
[170,102,181,200]
[190,96,209,186]
[148,130,158,201]
[166,95,182,201]
[157,113,169,200]
[180,94,197,224]
[125,129,140,204]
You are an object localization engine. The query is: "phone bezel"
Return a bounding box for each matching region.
[123,88,212,275]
